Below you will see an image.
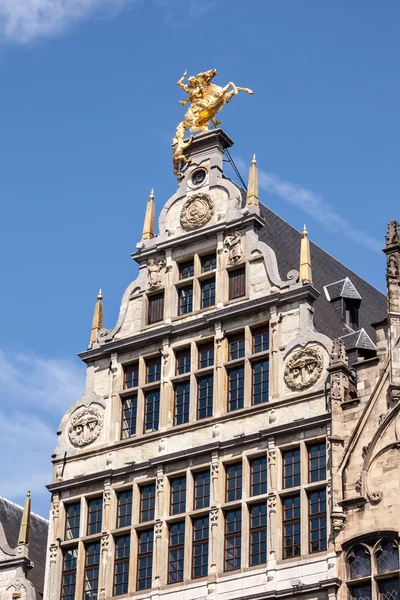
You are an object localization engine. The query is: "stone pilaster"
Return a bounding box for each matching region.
[383,220,400,390]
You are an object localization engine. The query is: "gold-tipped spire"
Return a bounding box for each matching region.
[18,490,31,545]
[299,225,312,283]
[246,154,259,206]
[142,189,155,240]
[90,289,103,345]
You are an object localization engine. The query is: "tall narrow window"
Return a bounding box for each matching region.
[175,348,191,375]
[226,462,242,502]
[124,363,138,389]
[194,470,210,510]
[250,503,267,566]
[121,395,137,439]
[114,535,130,596]
[61,547,78,600]
[198,375,213,419]
[309,489,327,553]
[179,261,194,280]
[174,382,190,426]
[252,326,269,353]
[283,495,300,558]
[137,529,153,590]
[198,342,214,369]
[252,359,269,404]
[144,390,160,432]
[87,498,102,536]
[179,285,193,315]
[148,292,164,325]
[201,254,216,272]
[65,502,80,540]
[168,522,185,584]
[224,509,241,571]
[170,476,186,515]
[308,442,326,482]
[192,516,209,578]
[283,448,301,488]
[250,456,267,496]
[228,333,245,360]
[117,490,132,528]
[228,267,246,300]
[201,279,215,308]
[228,366,244,411]
[146,358,161,383]
[140,484,155,522]
[84,542,100,600]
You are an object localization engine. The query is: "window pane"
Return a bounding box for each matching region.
[250,456,267,496]
[168,522,185,584]
[174,382,190,425]
[170,476,186,515]
[114,535,130,596]
[226,463,242,502]
[84,542,100,600]
[194,470,210,510]
[144,390,160,432]
[179,261,194,280]
[179,285,193,314]
[140,484,155,522]
[309,489,327,553]
[124,363,138,389]
[117,490,132,528]
[252,326,269,353]
[228,367,244,411]
[137,529,153,590]
[308,442,326,482]
[176,349,191,375]
[283,448,300,488]
[87,498,102,536]
[65,502,80,540]
[379,579,400,600]
[146,358,161,383]
[228,333,245,360]
[252,359,269,404]
[224,509,241,571]
[198,342,214,369]
[192,516,209,578]
[377,540,400,574]
[62,547,78,600]
[349,546,371,579]
[201,279,215,308]
[250,503,267,566]
[350,586,372,600]
[121,395,137,439]
[201,254,216,272]
[198,375,213,419]
[283,495,300,558]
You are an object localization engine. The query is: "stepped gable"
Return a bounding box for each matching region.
[0,497,48,600]
[256,202,386,344]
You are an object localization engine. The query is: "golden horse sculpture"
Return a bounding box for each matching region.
[172,69,253,180]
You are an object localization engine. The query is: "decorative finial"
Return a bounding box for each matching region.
[90,290,103,345]
[142,189,156,240]
[246,153,259,207]
[18,490,31,545]
[300,224,312,283]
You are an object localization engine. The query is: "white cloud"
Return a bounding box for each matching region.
[0,0,132,43]
[235,159,382,252]
[0,348,85,516]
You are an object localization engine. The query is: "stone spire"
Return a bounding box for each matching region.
[246,154,259,207]
[142,189,156,240]
[299,225,312,283]
[90,290,103,345]
[18,490,31,545]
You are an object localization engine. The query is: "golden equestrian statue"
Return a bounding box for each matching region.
[172,69,253,179]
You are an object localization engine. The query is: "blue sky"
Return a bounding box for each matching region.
[0,0,398,518]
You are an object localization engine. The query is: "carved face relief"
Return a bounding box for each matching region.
[284,347,324,390]
[68,404,104,447]
[180,193,214,230]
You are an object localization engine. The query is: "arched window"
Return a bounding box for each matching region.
[346,538,399,600]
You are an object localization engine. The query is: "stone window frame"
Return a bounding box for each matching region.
[345,537,400,600]
[168,521,185,584]
[173,251,217,318]
[222,323,271,412]
[277,438,328,560]
[84,540,101,600]
[61,546,78,600]
[113,534,130,596]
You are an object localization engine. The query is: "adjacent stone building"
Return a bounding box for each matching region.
[0,493,48,600]
[44,129,399,600]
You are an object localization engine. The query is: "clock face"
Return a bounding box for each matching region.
[191,169,206,186]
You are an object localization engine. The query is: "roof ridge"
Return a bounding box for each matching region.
[0,496,49,524]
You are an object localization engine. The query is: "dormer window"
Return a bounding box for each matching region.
[324,277,362,332]
[344,299,360,330]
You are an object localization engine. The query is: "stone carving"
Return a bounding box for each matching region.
[147,258,166,288]
[284,346,324,390]
[330,373,342,402]
[355,474,363,494]
[211,459,219,479]
[101,533,109,553]
[268,448,276,464]
[180,193,214,230]
[267,493,277,510]
[159,438,167,452]
[155,520,163,538]
[387,255,399,279]
[210,507,219,526]
[330,339,348,365]
[331,513,345,533]
[386,220,400,246]
[49,543,58,563]
[68,404,104,447]
[224,231,242,263]
[156,474,164,495]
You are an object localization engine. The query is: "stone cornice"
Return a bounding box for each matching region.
[47,413,330,493]
[78,285,320,363]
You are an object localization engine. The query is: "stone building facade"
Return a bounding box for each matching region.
[0,494,48,600]
[44,130,399,600]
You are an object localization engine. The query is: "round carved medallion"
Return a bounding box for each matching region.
[68,404,104,447]
[284,346,324,390]
[180,193,214,231]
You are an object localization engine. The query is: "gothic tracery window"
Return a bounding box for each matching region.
[346,539,400,600]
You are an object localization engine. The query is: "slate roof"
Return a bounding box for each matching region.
[0,497,48,600]
[256,202,387,345]
[325,277,362,301]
